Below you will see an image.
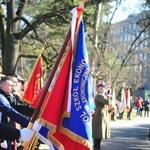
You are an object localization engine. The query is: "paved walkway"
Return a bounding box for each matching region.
[101,117,150,150]
[38,117,150,150]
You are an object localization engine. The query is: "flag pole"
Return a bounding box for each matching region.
[18,28,71,150]
[29,1,86,149]
[20,1,86,149]
[31,2,86,148]
[30,28,71,123]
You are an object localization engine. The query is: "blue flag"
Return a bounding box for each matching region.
[56,19,93,150]
[34,7,93,150]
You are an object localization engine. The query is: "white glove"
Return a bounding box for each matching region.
[32,121,42,132]
[0,140,7,149]
[19,128,34,142]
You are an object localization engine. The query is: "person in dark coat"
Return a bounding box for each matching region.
[144,98,150,117]
[0,77,30,126]
[0,122,34,142]
[92,83,111,150]
[0,76,32,150]
[6,73,34,118]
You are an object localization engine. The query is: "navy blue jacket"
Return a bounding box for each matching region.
[0,122,20,141]
[0,93,29,127]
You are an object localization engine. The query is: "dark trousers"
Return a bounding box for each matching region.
[93,138,101,150]
[111,112,115,120]
[140,108,143,117]
[127,108,132,119]
[144,108,149,117]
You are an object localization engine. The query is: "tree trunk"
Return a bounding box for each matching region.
[94,3,101,49]
[2,0,19,74]
[0,4,5,67]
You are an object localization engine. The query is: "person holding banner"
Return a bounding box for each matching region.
[0,122,34,142]
[6,73,34,118]
[0,122,34,149]
[92,82,111,150]
[0,76,31,150]
[127,98,134,120]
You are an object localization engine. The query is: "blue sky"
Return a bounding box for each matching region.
[111,0,142,23]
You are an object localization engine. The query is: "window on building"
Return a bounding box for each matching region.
[120,36,123,42]
[133,23,136,29]
[141,32,145,39]
[144,53,147,60]
[140,52,143,60]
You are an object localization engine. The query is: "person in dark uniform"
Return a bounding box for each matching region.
[144,98,150,117]
[0,122,34,141]
[0,76,33,150]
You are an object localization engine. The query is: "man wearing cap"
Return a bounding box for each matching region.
[92,82,111,150]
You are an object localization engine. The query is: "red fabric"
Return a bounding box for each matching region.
[40,6,82,126]
[54,131,91,150]
[12,122,17,150]
[22,56,43,104]
[12,140,17,150]
[125,92,128,102]
[125,91,130,110]
[40,46,72,126]
[136,98,142,108]
[38,7,92,150]
[31,87,44,108]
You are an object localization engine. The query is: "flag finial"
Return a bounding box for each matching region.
[80,0,87,8]
[81,0,87,3]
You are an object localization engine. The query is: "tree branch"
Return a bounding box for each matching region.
[8,16,38,39]
[16,0,27,16]
[19,11,70,40]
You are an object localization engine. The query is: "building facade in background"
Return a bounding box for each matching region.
[108,11,150,100]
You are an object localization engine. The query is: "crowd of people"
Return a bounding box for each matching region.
[92,81,150,150]
[0,71,149,150]
[135,96,150,117]
[0,73,35,150]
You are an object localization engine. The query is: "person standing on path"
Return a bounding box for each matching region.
[92,82,111,150]
[144,98,150,117]
[135,97,143,117]
[127,98,134,120]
